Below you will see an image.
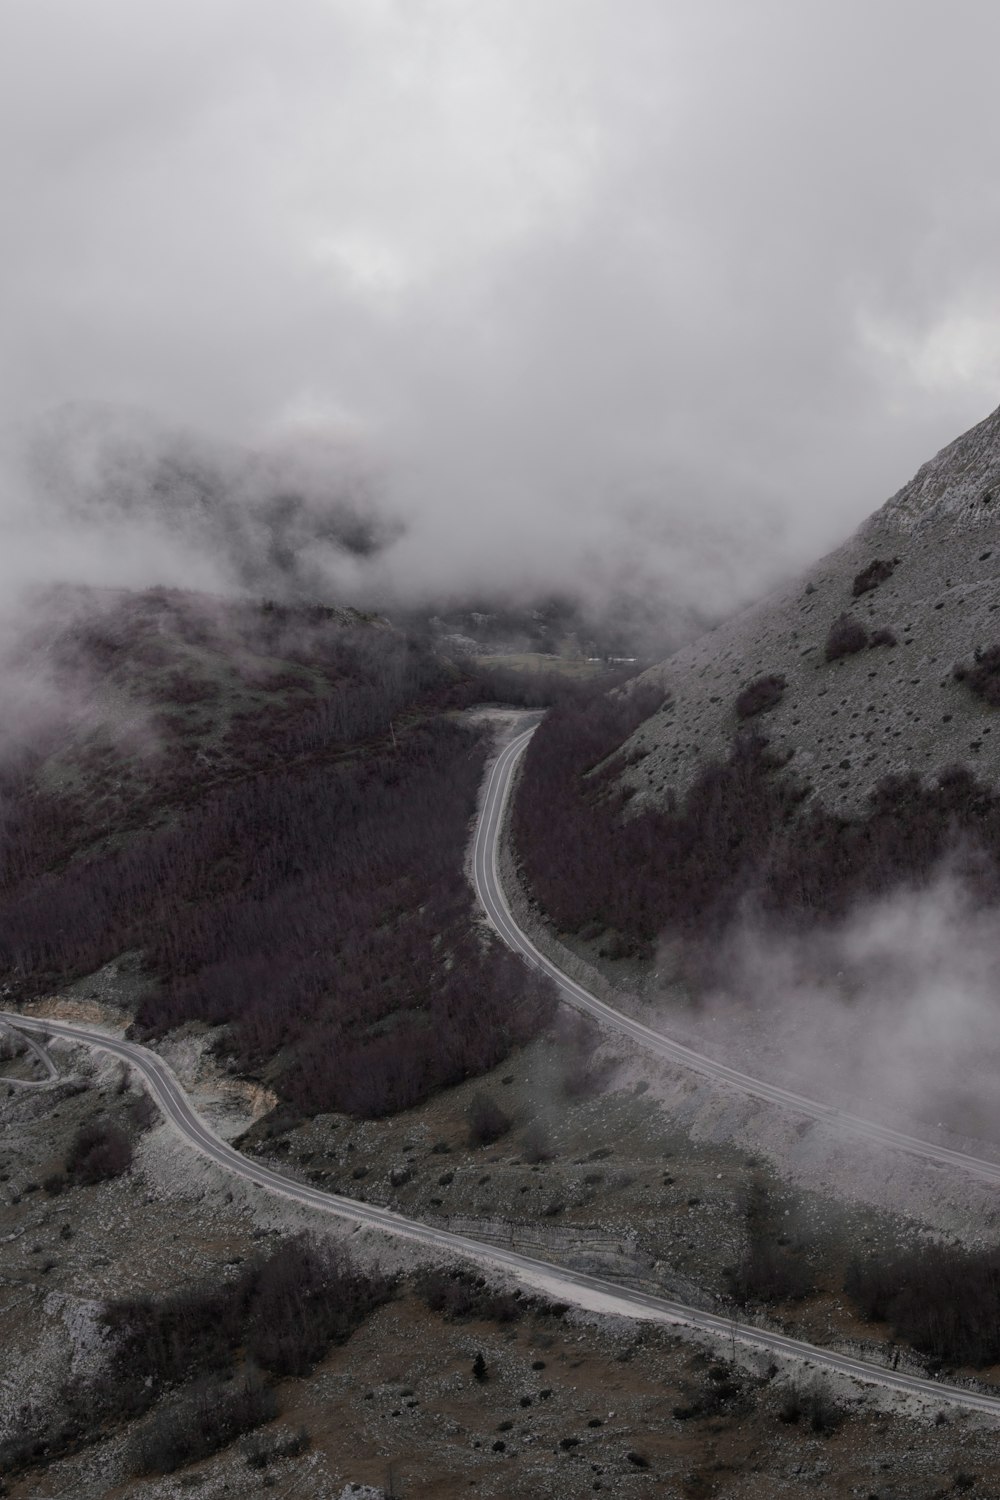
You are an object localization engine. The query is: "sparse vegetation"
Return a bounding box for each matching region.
[735,673,786,719]
[824,613,869,660]
[852,558,897,597]
[467,1092,513,1146]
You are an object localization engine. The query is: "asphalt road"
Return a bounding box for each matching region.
[474,725,1000,1188]
[0,1017,58,1087]
[3,1009,998,1415]
[2,730,999,1416]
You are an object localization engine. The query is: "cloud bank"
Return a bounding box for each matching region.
[684,875,1000,1145]
[3,1,1000,615]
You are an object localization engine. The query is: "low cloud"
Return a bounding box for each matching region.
[3,3,1000,631]
[683,874,1000,1144]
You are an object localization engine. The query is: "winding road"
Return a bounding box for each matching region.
[2,724,1000,1418]
[476,725,1000,1187]
[0,1018,59,1087]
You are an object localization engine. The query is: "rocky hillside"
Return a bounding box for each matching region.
[620,399,1000,816]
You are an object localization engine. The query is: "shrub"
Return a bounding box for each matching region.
[779,1383,842,1433]
[824,614,869,660]
[954,645,1000,706]
[421,1268,526,1325]
[467,1093,512,1146]
[869,626,897,648]
[852,558,897,596]
[735,674,786,719]
[101,1236,393,1400]
[66,1121,133,1185]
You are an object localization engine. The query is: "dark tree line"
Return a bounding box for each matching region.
[101,1235,391,1388]
[0,1236,389,1478]
[846,1242,1000,1368]
[0,587,579,1121]
[0,717,555,1115]
[514,686,1000,961]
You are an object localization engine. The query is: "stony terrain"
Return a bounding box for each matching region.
[622,400,1000,816]
[5,1022,1000,1499]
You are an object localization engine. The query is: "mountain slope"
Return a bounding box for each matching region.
[621,399,1000,816]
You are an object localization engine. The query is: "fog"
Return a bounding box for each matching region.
[683,873,1000,1144]
[3,1,1000,624]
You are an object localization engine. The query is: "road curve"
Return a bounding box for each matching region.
[0,1018,59,1087]
[475,726,1000,1187]
[2,1010,998,1417]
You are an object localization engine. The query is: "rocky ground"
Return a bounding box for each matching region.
[3,1035,1000,1500]
[622,400,1000,818]
[5,705,1000,1495]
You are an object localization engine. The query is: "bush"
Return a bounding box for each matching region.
[421,1268,526,1325]
[66,1121,132,1185]
[467,1093,512,1146]
[521,1122,554,1164]
[824,614,869,660]
[869,626,898,647]
[954,645,1000,706]
[735,674,786,719]
[852,558,897,596]
[779,1383,842,1433]
[727,1241,811,1306]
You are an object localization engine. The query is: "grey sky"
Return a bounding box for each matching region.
[3,0,1000,613]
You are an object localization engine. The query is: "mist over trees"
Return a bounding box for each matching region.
[513,686,1000,963]
[0,590,557,1117]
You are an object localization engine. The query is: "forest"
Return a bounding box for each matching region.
[513,682,1000,963]
[0,588,558,1116]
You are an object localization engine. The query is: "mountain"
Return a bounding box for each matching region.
[620,399,1000,816]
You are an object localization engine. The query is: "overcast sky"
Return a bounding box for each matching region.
[3,0,1000,616]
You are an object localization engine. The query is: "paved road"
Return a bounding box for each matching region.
[475,725,1000,1187]
[0,1017,58,1087]
[2,1008,998,1415]
[3,729,1000,1416]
